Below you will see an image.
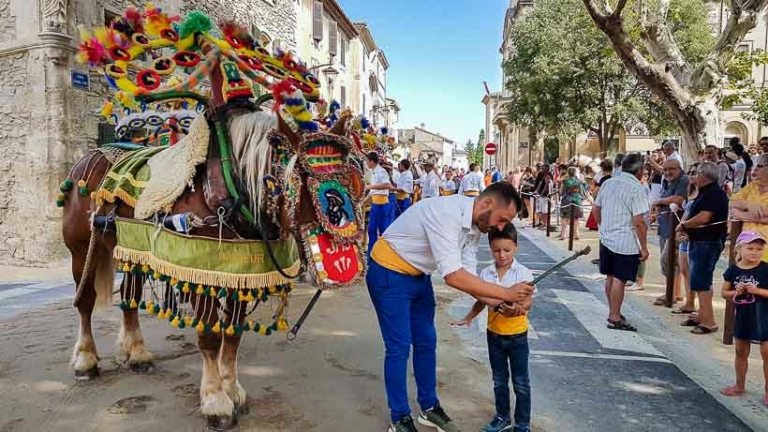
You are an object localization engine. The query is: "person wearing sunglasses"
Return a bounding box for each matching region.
[719,231,768,407]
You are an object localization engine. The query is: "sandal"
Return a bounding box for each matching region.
[680,318,699,327]
[719,386,745,397]
[607,315,627,323]
[691,325,718,335]
[671,308,696,315]
[607,319,637,332]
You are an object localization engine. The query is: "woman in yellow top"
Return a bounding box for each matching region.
[731,154,768,261]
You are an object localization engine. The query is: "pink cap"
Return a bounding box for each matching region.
[736,230,767,246]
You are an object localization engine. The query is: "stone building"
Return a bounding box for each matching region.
[0,0,298,265]
[398,125,457,168]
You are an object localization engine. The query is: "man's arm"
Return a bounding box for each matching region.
[366,184,393,191]
[633,213,648,260]
[681,210,713,228]
[444,269,533,303]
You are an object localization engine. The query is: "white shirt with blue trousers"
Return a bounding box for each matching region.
[368,164,393,253]
[367,195,480,424]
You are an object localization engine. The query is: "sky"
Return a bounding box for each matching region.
[337,0,509,147]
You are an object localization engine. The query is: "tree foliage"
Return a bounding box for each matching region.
[503,0,714,152]
[464,139,483,166]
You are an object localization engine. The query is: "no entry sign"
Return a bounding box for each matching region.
[485,142,497,155]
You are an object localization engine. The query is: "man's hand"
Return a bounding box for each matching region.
[640,248,650,262]
[517,297,533,313]
[450,317,473,327]
[504,282,534,303]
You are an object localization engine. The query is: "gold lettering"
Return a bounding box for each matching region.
[217,252,265,264]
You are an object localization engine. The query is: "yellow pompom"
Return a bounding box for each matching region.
[170,278,178,286]
[182,283,191,294]
[122,263,130,272]
[77,179,86,188]
[170,316,180,328]
[184,317,193,327]
[129,299,138,309]
[258,325,268,335]
[225,324,235,336]
[146,301,155,315]
[141,264,150,274]
[153,272,161,280]
[245,291,255,302]
[89,192,96,200]
[277,317,289,331]
[196,284,204,295]
[238,291,245,301]
[164,309,172,319]
[246,320,254,331]
[212,321,221,333]
[196,321,205,332]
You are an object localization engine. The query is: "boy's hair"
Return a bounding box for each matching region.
[488,223,518,244]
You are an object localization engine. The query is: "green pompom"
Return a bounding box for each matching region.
[217,288,227,298]
[179,10,212,39]
[203,324,211,334]
[230,290,239,301]
[153,304,161,315]
[168,312,176,323]
[79,186,88,196]
[119,300,127,310]
[178,319,186,329]
[139,301,147,310]
[60,179,73,192]
[56,199,65,207]
[191,318,199,327]
[234,325,242,336]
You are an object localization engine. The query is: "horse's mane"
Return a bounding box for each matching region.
[228,111,297,221]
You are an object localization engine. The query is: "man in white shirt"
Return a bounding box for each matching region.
[367,182,534,432]
[441,170,457,195]
[662,141,684,169]
[365,151,393,253]
[394,159,414,217]
[421,162,441,199]
[594,153,650,332]
[458,163,485,197]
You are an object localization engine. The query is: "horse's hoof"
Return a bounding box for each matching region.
[74,366,100,381]
[206,413,238,431]
[130,362,154,374]
[235,403,249,416]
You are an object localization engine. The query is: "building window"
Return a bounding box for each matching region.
[340,86,346,108]
[737,43,751,53]
[329,20,338,57]
[340,35,346,66]
[312,0,324,42]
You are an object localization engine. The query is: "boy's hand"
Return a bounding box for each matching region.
[498,303,520,317]
[504,282,534,303]
[450,317,473,327]
[745,284,761,294]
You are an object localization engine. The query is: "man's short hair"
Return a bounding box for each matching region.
[760,136,768,145]
[599,159,613,172]
[614,153,625,166]
[488,223,518,244]
[662,141,676,151]
[479,181,523,213]
[732,143,745,156]
[697,161,720,183]
[621,153,645,174]
[366,151,379,163]
[730,136,742,147]
[469,163,477,171]
[400,159,411,170]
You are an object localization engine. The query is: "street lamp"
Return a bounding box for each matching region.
[321,66,338,102]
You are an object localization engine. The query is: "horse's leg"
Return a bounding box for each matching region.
[219,300,247,415]
[116,274,154,373]
[196,295,236,430]
[70,253,100,380]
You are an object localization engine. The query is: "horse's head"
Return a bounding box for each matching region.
[267,113,366,288]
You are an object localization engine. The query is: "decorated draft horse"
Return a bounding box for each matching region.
[59,7,365,429]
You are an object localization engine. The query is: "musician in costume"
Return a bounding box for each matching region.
[459,163,485,197]
[366,151,394,253]
[395,159,414,217]
[421,162,441,199]
[367,182,534,432]
[441,170,457,196]
[383,161,399,224]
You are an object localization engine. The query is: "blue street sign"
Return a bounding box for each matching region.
[71,70,90,90]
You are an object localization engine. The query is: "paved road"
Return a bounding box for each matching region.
[448,230,756,432]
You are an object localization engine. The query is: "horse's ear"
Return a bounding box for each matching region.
[276,112,301,150]
[329,113,351,137]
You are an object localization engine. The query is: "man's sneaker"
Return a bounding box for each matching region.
[388,414,418,432]
[480,415,513,432]
[625,282,644,291]
[418,402,461,432]
[513,424,531,432]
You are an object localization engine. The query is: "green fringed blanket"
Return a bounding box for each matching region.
[113,218,301,289]
[95,146,165,207]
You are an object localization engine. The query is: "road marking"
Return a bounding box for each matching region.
[0,288,36,302]
[531,350,671,364]
[552,289,665,357]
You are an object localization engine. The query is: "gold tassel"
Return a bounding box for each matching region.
[183,283,191,294]
[146,301,155,315]
[129,299,138,309]
[196,321,205,332]
[196,284,204,295]
[171,316,180,328]
[184,316,193,327]
[212,321,221,333]
[225,324,235,336]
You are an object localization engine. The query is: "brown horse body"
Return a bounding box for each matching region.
[61,108,363,429]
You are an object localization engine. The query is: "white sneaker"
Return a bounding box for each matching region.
[625,282,644,291]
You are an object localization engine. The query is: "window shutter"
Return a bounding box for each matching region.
[97,122,115,146]
[340,86,346,108]
[340,36,346,65]
[312,1,323,42]
[329,20,338,56]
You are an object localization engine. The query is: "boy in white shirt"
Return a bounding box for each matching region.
[454,223,534,432]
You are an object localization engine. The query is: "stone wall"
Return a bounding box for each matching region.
[0,0,298,266]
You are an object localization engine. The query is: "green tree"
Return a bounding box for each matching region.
[581,0,762,161]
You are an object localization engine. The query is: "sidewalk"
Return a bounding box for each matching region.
[0,258,71,283]
[521,215,768,430]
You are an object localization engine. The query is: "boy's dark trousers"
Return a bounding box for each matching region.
[487,330,531,427]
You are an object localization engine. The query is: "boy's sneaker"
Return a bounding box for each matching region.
[481,415,513,432]
[625,282,644,291]
[418,402,461,432]
[388,414,418,432]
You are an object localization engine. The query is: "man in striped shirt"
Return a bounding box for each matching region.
[594,153,650,332]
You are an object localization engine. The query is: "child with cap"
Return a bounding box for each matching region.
[719,230,768,406]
